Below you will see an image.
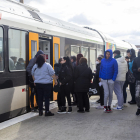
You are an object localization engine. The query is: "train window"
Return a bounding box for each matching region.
[81,47,89,65]
[31,41,37,59]
[54,44,59,64]
[8,29,27,71]
[0,27,3,72]
[90,49,96,72]
[71,45,80,56]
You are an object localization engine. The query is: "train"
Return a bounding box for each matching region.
[0,0,138,122]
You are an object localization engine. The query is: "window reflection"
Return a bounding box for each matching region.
[9,29,27,71]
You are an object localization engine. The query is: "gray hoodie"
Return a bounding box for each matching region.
[26,50,44,76]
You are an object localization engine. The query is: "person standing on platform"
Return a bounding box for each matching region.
[26,50,45,112]
[113,50,128,110]
[94,57,104,109]
[32,55,57,116]
[132,51,140,115]
[54,58,63,112]
[74,57,93,113]
[99,49,118,113]
[58,57,73,114]
[123,56,129,106]
[127,49,136,104]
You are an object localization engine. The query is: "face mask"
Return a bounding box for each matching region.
[96,61,99,65]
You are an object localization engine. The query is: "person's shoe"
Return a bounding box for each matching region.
[128,101,136,104]
[57,107,66,114]
[31,107,37,112]
[85,109,90,112]
[77,110,85,113]
[67,107,72,113]
[136,109,140,116]
[45,111,54,116]
[39,111,43,116]
[123,103,127,107]
[108,106,112,113]
[104,106,108,113]
[113,106,123,110]
[96,105,104,109]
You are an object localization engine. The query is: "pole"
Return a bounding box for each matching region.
[20,0,24,3]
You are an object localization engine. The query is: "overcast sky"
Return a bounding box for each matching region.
[17,0,140,45]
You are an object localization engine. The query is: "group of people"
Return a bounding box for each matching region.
[26,48,140,117]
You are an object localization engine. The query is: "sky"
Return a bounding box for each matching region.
[16,0,140,45]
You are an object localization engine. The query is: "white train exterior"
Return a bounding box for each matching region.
[0,0,138,122]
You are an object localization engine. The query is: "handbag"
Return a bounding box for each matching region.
[126,70,135,84]
[88,81,99,97]
[53,80,60,92]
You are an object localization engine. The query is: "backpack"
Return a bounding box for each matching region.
[126,70,135,84]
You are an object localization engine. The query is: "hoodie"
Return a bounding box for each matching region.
[99,49,118,81]
[26,50,44,76]
[115,56,128,81]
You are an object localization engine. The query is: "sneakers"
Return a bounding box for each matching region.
[113,102,118,108]
[96,105,104,109]
[45,111,54,116]
[136,109,140,116]
[39,111,43,116]
[128,101,136,104]
[67,107,72,113]
[113,106,123,110]
[108,106,112,113]
[123,103,127,108]
[57,107,67,114]
[104,106,109,113]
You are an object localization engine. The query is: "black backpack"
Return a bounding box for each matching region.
[126,70,135,84]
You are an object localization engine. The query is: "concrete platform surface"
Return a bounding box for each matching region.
[0,92,140,140]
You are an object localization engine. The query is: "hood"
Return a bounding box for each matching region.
[104,49,113,60]
[116,56,125,63]
[35,50,44,58]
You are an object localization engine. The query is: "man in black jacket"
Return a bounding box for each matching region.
[132,51,140,115]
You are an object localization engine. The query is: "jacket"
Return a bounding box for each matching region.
[32,63,55,84]
[54,63,61,76]
[59,63,73,86]
[132,52,140,80]
[99,49,118,81]
[115,57,128,81]
[74,63,93,92]
[26,50,44,76]
[94,63,101,83]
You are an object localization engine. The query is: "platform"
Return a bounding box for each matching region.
[0,91,140,140]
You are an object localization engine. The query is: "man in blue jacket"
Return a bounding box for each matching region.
[99,49,118,113]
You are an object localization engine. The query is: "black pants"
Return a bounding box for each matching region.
[99,86,104,106]
[77,92,89,111]
[57,92,62,109]
[123,81,128,103]
[60,85,71,107]
[30,87,38,108]
[130,82,136,102]
[36,83,52,112]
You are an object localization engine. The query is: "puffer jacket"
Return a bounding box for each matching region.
[99,49,118,81]
[115,56,128,81]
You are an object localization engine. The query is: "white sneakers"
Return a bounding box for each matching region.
[113,106,123,110]
[96,105,104,109]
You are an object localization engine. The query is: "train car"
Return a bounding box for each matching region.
[0,0,138,122]
[0,0,104,122]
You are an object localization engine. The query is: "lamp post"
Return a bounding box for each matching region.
[20,0,24,3]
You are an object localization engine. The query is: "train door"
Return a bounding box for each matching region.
[29,32,39,108]
[53,37,60,100]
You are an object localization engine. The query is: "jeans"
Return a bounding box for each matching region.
[123,81,128,103]
[60,85,71,107]
[36,83,52,111]
[77,92,89,111]
[130,82,136,102]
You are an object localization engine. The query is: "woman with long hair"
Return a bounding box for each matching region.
[76,54,83,66]
[32,55,57,116]
[58,56,73,114]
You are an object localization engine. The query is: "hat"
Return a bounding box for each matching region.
[113,50,120,55]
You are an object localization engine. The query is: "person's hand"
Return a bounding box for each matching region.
[60,82,62,86]
[55,80,58,85]
[99,78,101,82]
